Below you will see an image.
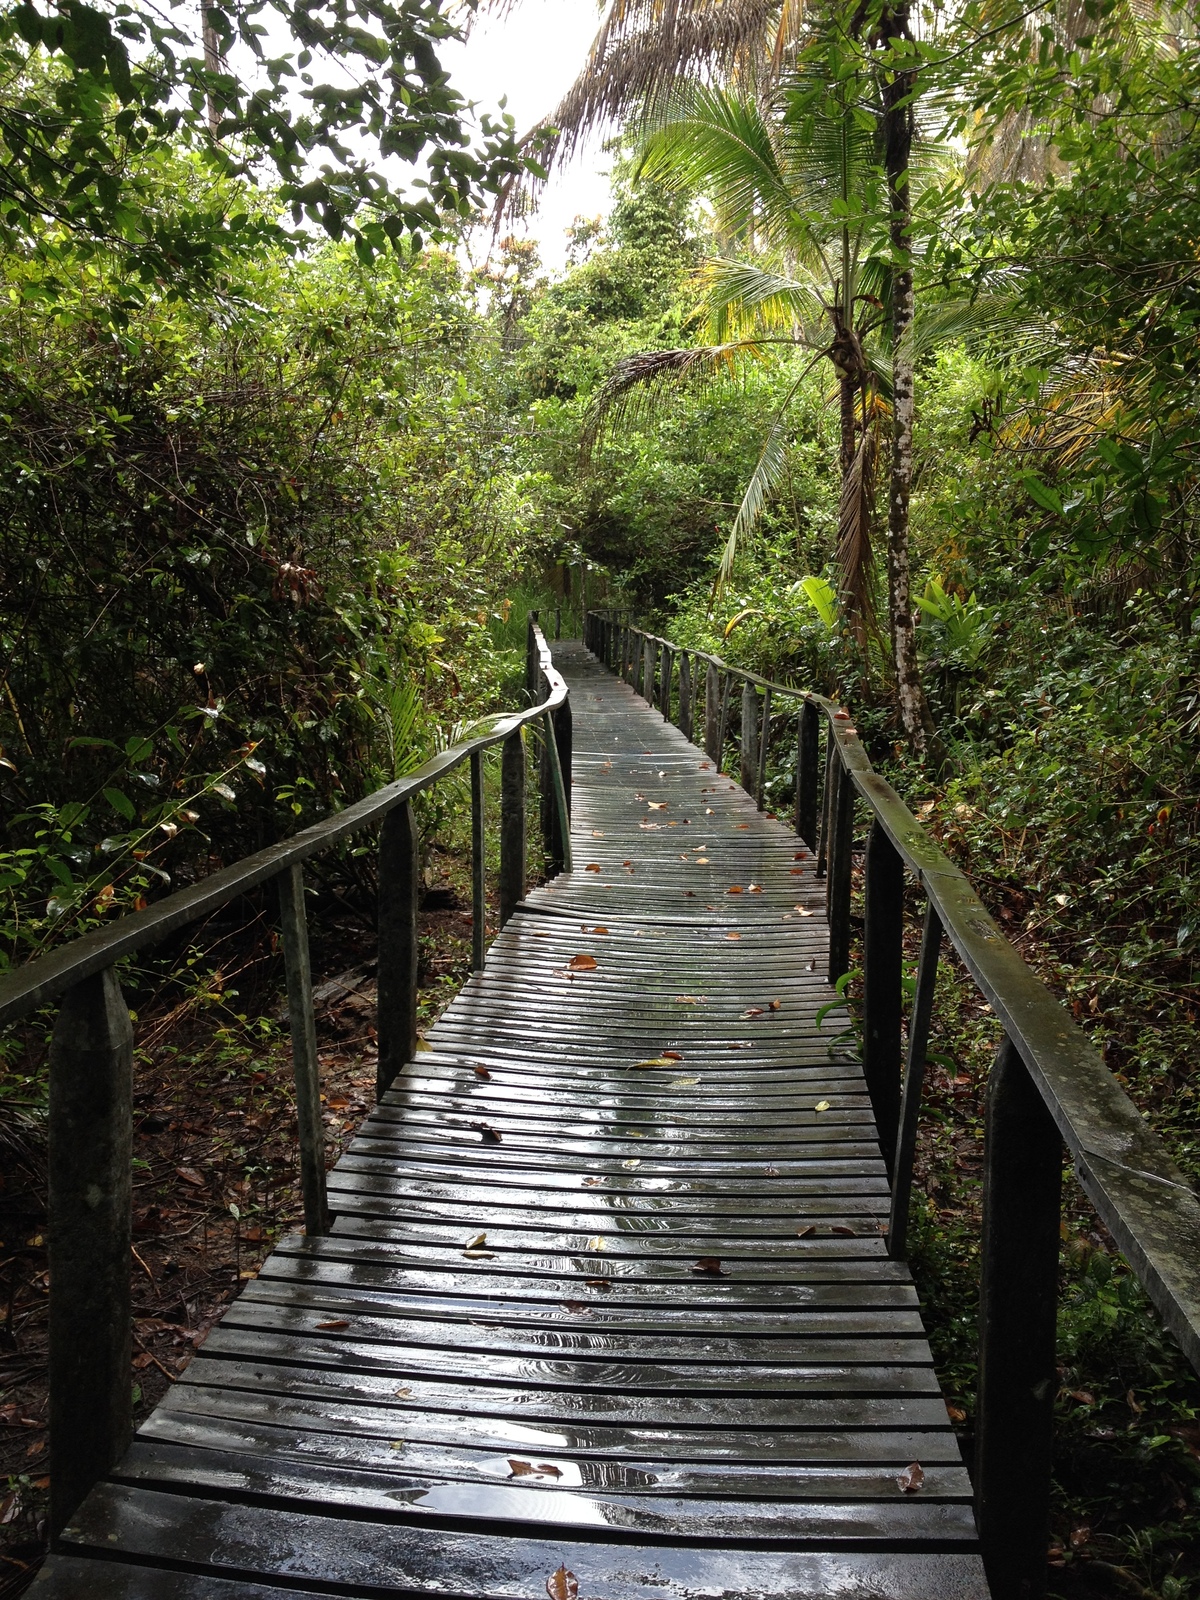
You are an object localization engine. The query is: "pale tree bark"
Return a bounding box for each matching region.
[880,8,939,758]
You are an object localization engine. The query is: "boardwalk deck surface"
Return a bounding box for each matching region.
[42,642,987,1598]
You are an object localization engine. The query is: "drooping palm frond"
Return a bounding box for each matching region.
[903,288,1054,365]
[581,340,769,457]
[836,428,878,634]
[697,256,828,340]
[493,0,790,215]
[709,356,825,598]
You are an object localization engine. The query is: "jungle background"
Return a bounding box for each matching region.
[0,0,1198,1591]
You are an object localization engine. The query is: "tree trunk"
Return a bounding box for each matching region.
[881,14,939,758]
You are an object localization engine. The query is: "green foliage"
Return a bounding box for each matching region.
[0,0,527,287]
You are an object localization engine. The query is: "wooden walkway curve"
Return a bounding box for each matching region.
[41,641,988,1599]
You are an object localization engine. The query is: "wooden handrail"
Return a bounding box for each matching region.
[586,606,1200,1600]
[2,616,570,1539]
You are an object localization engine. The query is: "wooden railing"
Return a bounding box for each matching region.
[0,618,570,1541]
[586,607,1200,1600]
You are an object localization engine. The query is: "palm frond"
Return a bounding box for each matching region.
[637,83,805,245]
[697,256,828,338]
[904,289,1056,366]
[496,0,786,214]
[582,340,769,457]
[710,356,825,599]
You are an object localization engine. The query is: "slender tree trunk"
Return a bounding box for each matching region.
[881,13,938,757]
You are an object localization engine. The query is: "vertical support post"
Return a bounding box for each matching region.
[277,865,330,1237]
[554,605,561,641]
[524,610,539,705]
[755,687,772,808]
[817,729,836,879]
[888,903,942,1259]
[796,700,820,849]
[470,749,486,973]
[659,646,672,721]
[739,679,758,792]
[499,728,526,926]
[678,654,693,741]
[545,702,574,872]
[48,967,133,1538]
[862,820,904,1170]
[826,760,854,985]
[976,1038,1062,1600]
[377,798,419,1098]
[704,662,721,762]
[641,636,653,702]
[717,674,734,772]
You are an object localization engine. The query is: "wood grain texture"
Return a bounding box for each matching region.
[42,640,987,1598]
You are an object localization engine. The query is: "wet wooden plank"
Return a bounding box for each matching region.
[46,639,985,1595]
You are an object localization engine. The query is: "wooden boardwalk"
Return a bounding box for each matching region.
[42,641,988,1599]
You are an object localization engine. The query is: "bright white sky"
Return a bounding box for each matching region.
[441,0,614,271]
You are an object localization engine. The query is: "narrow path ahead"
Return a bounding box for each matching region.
[44,642,987,1599]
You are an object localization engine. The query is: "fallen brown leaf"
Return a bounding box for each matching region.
[742,1006,764,1019]
[727,885,744,894]
[561,1300,591,1314]
[797,1225,816,1238]
[726,931,741,941]
[768,999,782,1012]
[584,863,601,873]
[660,1049,684,1060]
[176,1167,205,1187]
[832,1225,857,1236]
[897,1462,924,1494]
[473,1064,491,1079]
[692,1256,729,1276]
[547,1567,579,1600]
[465,1233,487,1249]
[315,1319,350,1331]
[567,953,598,971]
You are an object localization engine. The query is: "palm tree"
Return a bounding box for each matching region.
[492,0,940,750]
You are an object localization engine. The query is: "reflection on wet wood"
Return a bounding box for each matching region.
[42,640,987,1599]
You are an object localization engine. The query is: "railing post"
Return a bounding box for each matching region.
[888,903,942,1259]
[525,610,539,703]
[740,679,758,792]
[826,758,854,985]
[817,729,837,879]
[704,662,721,762]
[641,636,652,702]
[48,967,133,1538]
[862,820,904,1170]
[755,686,772,808]
[470,749,486,973]
[277,865,330,1237]
[499,728,526,925]
[554,605,561,641]
[545,702,574,873]
[796,700,820,848]
[660,645,672,721]
[717,672,733,769]
[678,653,693,741]
[377,798,419,1097]
[976,1037,1062,1600]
